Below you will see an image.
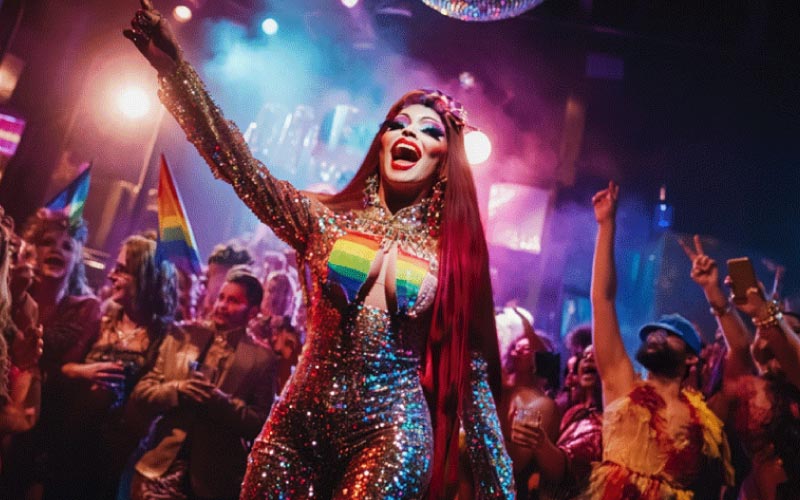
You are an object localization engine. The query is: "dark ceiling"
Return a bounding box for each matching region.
[1,0,798,273]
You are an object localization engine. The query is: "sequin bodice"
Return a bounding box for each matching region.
[301,182,439,365]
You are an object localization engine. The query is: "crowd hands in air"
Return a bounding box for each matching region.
[0,0,797,498]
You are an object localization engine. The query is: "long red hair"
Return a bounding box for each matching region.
[313,90,501,497]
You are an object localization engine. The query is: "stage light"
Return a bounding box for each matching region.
[116,86,151,119]
[261,18,279,36]
[459,71,475,90]
[465,130,492,164]
[341,0,359,7]
[173,5,192,23]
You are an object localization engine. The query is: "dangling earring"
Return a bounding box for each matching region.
[428,176,446,237]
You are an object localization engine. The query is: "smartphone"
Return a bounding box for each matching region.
[727,257,763,304]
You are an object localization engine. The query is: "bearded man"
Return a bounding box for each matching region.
[582,181,733,500]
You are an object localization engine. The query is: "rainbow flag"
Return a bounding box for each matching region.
[156,154,202,275]
[0,112,25,157]
[45,163,91,227]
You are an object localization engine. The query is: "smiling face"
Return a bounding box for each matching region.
[379,104,448,206]
[577,345,598,388]
[108,246,136,310]
[35,228,79,284]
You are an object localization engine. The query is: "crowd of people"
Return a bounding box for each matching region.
[1,186,798,500]
[0,1,798,499]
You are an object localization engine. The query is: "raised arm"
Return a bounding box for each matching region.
[590,182,635,405]
[679,236,754,380]
[124,0,323,252]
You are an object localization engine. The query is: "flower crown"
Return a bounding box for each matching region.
[402,89,467,128]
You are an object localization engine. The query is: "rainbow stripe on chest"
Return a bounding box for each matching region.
[326,231,430,308]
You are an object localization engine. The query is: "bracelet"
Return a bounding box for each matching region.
[709,302,732,317]
[752,301,783,329]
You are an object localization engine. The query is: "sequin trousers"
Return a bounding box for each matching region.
[157,60,514,499]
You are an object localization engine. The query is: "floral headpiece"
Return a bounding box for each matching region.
[402,89,467,128]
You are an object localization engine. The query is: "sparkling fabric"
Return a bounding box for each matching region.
[421,0,546,22]
[158,61,513,499]
[576,384,731,500]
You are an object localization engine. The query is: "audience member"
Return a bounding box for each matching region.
[514,345,603,500]
[555,325,592,415]
[0,220,43,437]
[130,270,276,500]
[37,235,174,499]
[176,268,201,322]
[4,211,101,499]
[200,243,253,319]
[586,182,732,500]
[681,235,800,499]
[498,307,561,500]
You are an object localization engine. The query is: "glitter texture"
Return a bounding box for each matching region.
[421,0,546,22]
[158,61,513,498]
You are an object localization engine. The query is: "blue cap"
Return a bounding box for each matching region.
[638,313,702,355]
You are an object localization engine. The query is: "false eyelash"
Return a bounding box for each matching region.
[382,119,408,130]
[421,126,445,139]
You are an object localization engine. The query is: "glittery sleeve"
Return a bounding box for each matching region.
[158,61,323,251]
[461,352,515,499]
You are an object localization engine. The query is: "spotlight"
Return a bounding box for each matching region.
[173,5,192,23]
[465,130,492,165]
[261,18,279,36]
[459,71,475,90]
[116,86,151,119]
[341,0,359,7]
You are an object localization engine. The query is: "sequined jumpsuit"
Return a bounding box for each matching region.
[158,61,514,499]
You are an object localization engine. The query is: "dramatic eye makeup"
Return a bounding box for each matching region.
[384,114,411,130]
[420,120,445,139]
[383,113,445,139]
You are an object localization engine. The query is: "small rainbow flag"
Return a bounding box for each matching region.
[45,162,91,228]
[156,154,202,275]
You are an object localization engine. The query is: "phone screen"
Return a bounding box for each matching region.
[726,257,760,304]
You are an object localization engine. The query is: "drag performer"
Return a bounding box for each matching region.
[124,1,513,498]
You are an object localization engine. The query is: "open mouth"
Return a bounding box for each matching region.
[42,255,66,272]
[391,139,421,169]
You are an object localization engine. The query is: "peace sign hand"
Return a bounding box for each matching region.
[679,235,719,291]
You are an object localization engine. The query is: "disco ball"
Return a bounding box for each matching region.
[420,0,546,22]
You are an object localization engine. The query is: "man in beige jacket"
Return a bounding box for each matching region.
[130,271,277,500]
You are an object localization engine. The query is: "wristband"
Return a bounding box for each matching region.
[709,302,732,317]
[752,301,783,329]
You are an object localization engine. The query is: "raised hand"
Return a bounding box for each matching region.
[725,277,769,318]
[679,235,720,291]
[123,0,182,74]
[591,181,619,224]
